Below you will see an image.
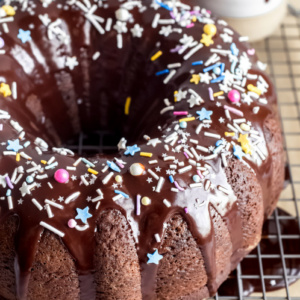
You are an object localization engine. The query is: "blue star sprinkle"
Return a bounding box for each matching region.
[196,108,213,121]
[107,160,121,172]
[7,139,23,152]
[147,249,163,264]
[17,29,31,44]
[124,144,141,156]
[75,207,92,224]
[233,145,245,160]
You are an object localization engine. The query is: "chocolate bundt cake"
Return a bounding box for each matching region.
[0,0,284,299]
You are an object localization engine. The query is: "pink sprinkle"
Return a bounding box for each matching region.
[184,207,189,214]
[54,169,69,184]
[174,181,185,191]
[228,89,240,103]
[5,176,14,189]
[68,219,77,228]
[186,23,194,28]
[224,105,244,117]
[207,10,212,14]
[197,170,204,179]
[247,48,255,56]
[170,12,175,19]
[136,194,141,216]
[173,111,188,116]
[116,161,124,169]
[208,87,214,101]
[183,152,189,159]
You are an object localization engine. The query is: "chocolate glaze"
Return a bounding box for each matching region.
[0,0,285,299]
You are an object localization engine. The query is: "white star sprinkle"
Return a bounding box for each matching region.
[130,24,143,38]
[147,138,161,147]
[159,25,173,37]
[146,177,153,183]
[199,72,212,84]
[219,117,225,123]
[65,56,78,70]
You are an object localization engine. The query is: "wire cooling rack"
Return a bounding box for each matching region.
[63,3,300,299]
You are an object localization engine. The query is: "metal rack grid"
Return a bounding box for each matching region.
[63,3,300,299]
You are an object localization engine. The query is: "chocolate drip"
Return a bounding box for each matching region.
[0,0,285,299]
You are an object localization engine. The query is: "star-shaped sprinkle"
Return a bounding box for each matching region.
[175,90,187,102]
[200,33,214,47]
[18,199,23,205]
[155,166,161,172]
[147,249,163,264]
[130,23,144,38]
[19,182,31,197]
[187,95,203,108]
[233,145,245,160]
[17,29,31,43]
[146,177,153,183]
[238,133,250,146]
[65,56,79,70]
[159,25,172,37]
[75,207,92,224]
[219,117,225,123]
[86,196,92,202]
[0,83,11,97]
[71,175,77,181]
[58,196,64,202]
[107,160,121,172]
[197,108,213,121]
[124,144,140,156]
[147,138,161,147]
[220,32,233,43]
[7,139,23,152]
[199,72,212,84]
[114,20,127,33]
[190,74,200,85]
[242,93,253,105]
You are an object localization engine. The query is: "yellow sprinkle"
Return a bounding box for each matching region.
[41,160,47,164]
[192,16,197,22]
[247,84,262,96]
[225,132,235,137]
[151,50,163,61]
[16,153,20,162]
[240,123,250,131]
[213,91,224,97]
[124,97,131,115]
[2,5,15,16]
[179,117,195,123]
[140,152,153,158]
[174,90,178,102]
[190,74,200,84]
[88,168,98,175]
[0,83,11,97]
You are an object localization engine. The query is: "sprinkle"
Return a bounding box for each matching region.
[169,175,174,183]
[168,63,181,68]
[114,190,129,199]
[141,196,151,206]
[163,199,171,207]
[147,249,163,264]
[156,69,169,76]
[163,156,175,161]
[92,51,100,60]
[204,180,211,191]
[149,160,158,164]
[12,82,17,99]
[136,194,141,215]
[183,43,203,60]
[174,181,184,191]
[124,144,140,156]
[179,116,196,124]
[68,219,77,228]
[213,91,224,97]
[218,185,230,195]
[5,176,13,189]
[173,111,188,116]
[82,158,95,168]
[65,191,81,204]
[196,145,209,153]
[160,106,174,114]
[192,60,203,66]
[151,50,163,61]
[178,165,192,174]
[155,177,165,193]
[40,222,65,237]
[73,157,82,166]
[163,69,176,84]
[148,169,159,180]
[45,204,54,218]
[32,198,43,211]
[253,106,260,114]
[87,168,98,175]
[189,182,203,188]
[124,96,131,115]
[208,87,214,101]
[16,153,20,161]
[247,84,262,95]
[204,132,221,139]
[140,152,153,158]
[45,199,64,210]
[54,169,69,184]
[75,207,92,224]
[66,166,76,171]
[225,132,235,137]
[7,196,13,210]
[171,187,179,192]
[102,172,114,184]
[223,105,244,117]
[154,233,161,243]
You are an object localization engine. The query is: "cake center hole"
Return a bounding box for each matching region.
[63,130,122,156]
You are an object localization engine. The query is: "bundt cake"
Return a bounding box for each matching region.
[0,0,284,299]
